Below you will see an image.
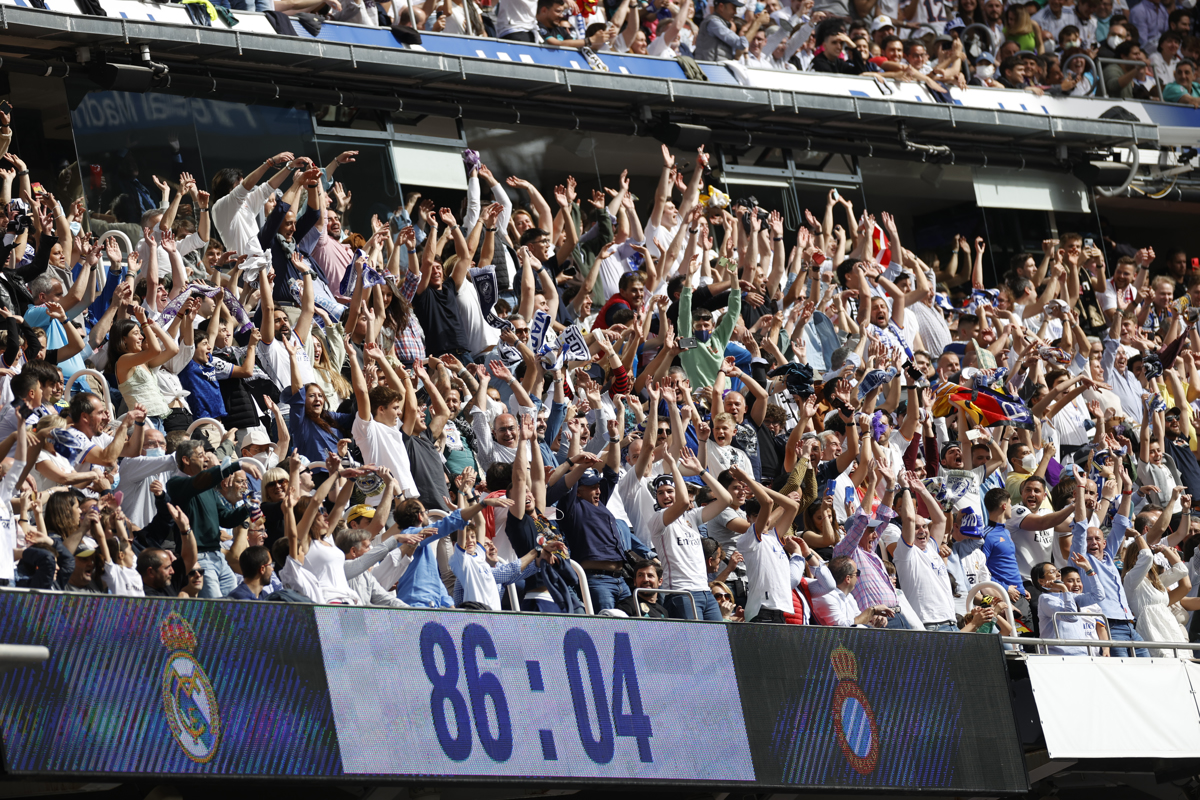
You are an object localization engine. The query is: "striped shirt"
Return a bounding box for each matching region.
[833,505,900,610]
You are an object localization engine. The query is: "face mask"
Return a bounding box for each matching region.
[1064,39,1080,48]
[754,1,765,12]
[251,452,273,467]
[69,221,82,237]
[1108,35,1123,48]
[1021,452,1038,472]
[977,64,995,79]
[145,447,165,458]
[696,330,712,343]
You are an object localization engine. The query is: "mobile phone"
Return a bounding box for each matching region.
[677,337,698,350]
[0,100,11,116]
[831,188,839,202]
[965,428,982,442]
[1083,237,1094,249]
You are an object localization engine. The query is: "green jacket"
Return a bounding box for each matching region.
[570,204,615,306]
[678,283,742,388]
[167,462,252,551]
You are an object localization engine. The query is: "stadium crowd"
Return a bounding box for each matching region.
[2,99,1199,655]
[249,0,1200,105]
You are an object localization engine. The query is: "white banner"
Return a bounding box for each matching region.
[1028,657,1200,759]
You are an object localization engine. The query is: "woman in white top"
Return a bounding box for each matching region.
[286,460,378,605]
[1121,532,1199,658]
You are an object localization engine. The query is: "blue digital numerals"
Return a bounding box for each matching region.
[564,628,653,764]
[419,622,653,765]
[420,622,513,762]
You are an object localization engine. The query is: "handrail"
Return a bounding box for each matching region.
[964,581,1018,635]
[568,559,594,615]
[1097,57,1163,100]
[1004,635,1200,650]
[186,417,227,440]
[0,644,49,666]
[1061,53,1100,96]
[962,23,997,53]
[507,582,520,612]
[1040,610,1108,654]
[91,229,132,300]
[635,587,697,619]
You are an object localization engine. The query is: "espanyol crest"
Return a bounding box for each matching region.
[830,645,878,775]
[159,613,221,764]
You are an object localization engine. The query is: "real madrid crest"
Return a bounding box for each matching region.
[159,613,221,764]
[829,645,878,775]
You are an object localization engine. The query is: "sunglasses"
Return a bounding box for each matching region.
[187,569,204,579]
[713,592,732,600]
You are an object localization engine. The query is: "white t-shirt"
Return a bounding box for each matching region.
[892,538,955,624]
[649,506,708,592]
[1006,504,1064,576]
[451,544,501,610]
[1098,281,1136,313]
[102,560,146,597]
[737,526,794,619]
[260,333,315,391]
[954,541,991,617]
[351,415,419,500]
[617,464,659,537]
[455,279,501,354]
[495,0,536,37]
[707,439,752,475]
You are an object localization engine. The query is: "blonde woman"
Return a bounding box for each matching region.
[1004,5,1044,55]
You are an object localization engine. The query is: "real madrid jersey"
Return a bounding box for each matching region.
[649,507,708,593]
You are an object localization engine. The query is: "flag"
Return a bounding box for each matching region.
[932,381,1034,429]
[530,310,552,353]
[561,325,591,362]
[469,266,510,331]
[870,222,891,269]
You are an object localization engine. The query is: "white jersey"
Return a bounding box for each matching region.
[352,415,419,500]
[892,538,956,624]
[649,507,708,592]
[737,526,794,619]
[450,544,501,610]
[1006,505,1061,576]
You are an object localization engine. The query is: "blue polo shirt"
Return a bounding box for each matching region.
[982,522,1024,590]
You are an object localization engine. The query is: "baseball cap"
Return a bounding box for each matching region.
[579,469,605,486]
[1167,407,1183,419]
[347,504,376,523]
[870,14,894,31]
[240,428,272,449]
[76,536,98,558]
[944,16,966,31]
[940,441,963,459]
[974,51,997,65]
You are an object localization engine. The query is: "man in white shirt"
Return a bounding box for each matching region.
[648,449,733,621]
[893,475,957,631]
[470,360,537,475]
[258,261,316,395]
[347,349,419,502]
[117,426,180,529]
[732,466,801,622]
[813,556,894,626]
[210,152,298,282]
[1033,0,1081,46]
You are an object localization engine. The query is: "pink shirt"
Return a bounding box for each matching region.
[310,210,354,300]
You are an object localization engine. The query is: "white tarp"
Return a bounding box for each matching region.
[391,142,469,191]
[972,167,1091,213]
[1028,657,1200,759]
